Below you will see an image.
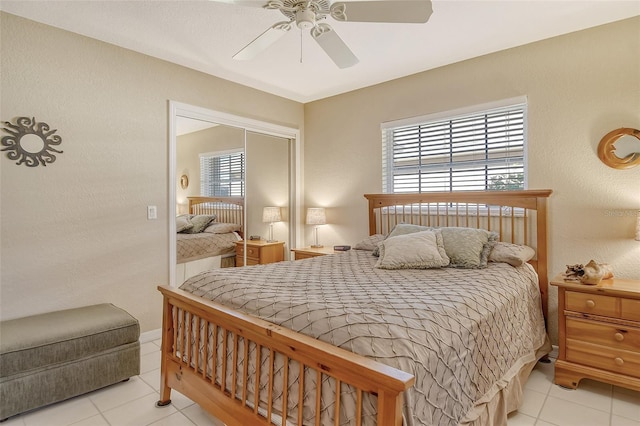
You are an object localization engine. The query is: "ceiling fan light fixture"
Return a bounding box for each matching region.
[296,8,315,29]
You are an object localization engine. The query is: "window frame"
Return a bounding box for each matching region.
[381,96,528,194]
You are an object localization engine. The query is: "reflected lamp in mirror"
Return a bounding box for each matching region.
[306,207,327,248]
[262,207,282,242]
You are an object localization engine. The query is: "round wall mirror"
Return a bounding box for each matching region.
[597,128,640,170]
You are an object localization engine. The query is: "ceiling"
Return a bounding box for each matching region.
[1,0,638,103]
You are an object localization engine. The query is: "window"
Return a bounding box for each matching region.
[200,149,244,197]
[382,99,526,193]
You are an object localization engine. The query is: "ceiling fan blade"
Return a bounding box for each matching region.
[331,0,433,23]
[311,24,359,69]
[233,22,292,60]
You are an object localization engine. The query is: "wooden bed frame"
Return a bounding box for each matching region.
[158,190,552,426]
[187,196,244,234]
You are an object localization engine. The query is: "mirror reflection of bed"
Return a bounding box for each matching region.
[174,116,291,284]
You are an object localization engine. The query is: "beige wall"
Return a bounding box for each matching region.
[0,13,304,332]
[303,17,640,342]
[2,12,639,344]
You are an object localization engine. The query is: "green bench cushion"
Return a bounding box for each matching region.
[0,304,139,378]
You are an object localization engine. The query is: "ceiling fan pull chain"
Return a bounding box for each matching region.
[300,29,303,63]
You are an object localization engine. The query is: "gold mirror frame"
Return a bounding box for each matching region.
[597,127,640,170]
[180,174,189,189]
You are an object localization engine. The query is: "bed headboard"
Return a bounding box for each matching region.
[187,196,244,232]
[364,190,552,319]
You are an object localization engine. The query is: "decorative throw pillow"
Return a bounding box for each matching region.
[372,223,431,256]
[439,227,498,269]
[176,215,193,233]
[375,230,449,270]
[489,242,535,267]
[181,214,217,234]
[203,222,241,234]
[354,234,385,251]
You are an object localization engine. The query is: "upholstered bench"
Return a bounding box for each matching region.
[0,304,140,421]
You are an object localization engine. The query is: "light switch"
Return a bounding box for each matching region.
[147,205,157,220]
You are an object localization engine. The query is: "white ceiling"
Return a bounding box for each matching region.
[1,0,638,103]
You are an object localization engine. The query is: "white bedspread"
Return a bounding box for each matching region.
[180,249,547,426]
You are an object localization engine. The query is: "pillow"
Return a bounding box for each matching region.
[489,242,535,267]
[372,223,430,256]
[181,214,217,234]
[439,227,499,269]
[354,234,385,251]
[176,215,193,233]
[375,230,449,270]
[203,222,241,234]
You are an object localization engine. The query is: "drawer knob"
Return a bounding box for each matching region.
[614,332,624,342]
[585,299,596,308]
[614,357,624,366]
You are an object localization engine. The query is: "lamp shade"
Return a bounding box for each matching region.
[636,211,640,241]
[262,206,282,223]
[306,208,326,225]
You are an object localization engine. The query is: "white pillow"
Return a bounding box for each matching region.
[375,230,450,270]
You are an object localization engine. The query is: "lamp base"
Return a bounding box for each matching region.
[310,244,323,248]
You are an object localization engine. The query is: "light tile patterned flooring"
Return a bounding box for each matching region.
[3,340,639,426]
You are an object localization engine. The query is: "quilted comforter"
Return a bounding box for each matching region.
[179,249,547,425]
[176,232,239,264]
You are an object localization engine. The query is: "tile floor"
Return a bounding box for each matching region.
[3,340,639,426]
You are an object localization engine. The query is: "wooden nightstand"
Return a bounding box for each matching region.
[235,240,284,266]
[291,246,338,260]
[551,275,640,392]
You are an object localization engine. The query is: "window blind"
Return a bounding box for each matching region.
[382,102,526,193]
[200,150,245,197]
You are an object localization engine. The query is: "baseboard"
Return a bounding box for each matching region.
[549,344,558,360]
[140,328,162,343]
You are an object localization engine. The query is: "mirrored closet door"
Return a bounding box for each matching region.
[170,102,299,287]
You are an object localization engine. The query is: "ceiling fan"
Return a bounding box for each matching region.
[216,0,433,68]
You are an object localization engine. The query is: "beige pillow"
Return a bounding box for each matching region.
[489,242,535,266]
[176,215,193,233]
[203,222,241,234]
[181,214,217,234]
[439,227,498,269]
[354,234,385,251]
[372,223,430,256]
[375,230,449,270]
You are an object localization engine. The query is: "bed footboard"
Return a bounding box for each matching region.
[157,285,415,426]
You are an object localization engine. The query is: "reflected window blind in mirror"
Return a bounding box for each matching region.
[200,149,245,197]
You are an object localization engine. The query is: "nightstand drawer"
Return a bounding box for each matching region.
[566,340,640,378]
[566,317,640,352]
[565,291,619,317]
[621,298,640,321]
[235,245,260,261]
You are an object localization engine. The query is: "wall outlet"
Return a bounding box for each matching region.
[147,205,157,220]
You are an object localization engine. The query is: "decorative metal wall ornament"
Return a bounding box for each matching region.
[1,117,63,167]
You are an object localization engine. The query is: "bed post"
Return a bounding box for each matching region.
[156,293,173,407]
[536,196,549,322]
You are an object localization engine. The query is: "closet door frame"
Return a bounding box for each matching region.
[168,101,301,287]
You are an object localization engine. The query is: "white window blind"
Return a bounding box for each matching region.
[382,101,526,193]
[200,149,244,197]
